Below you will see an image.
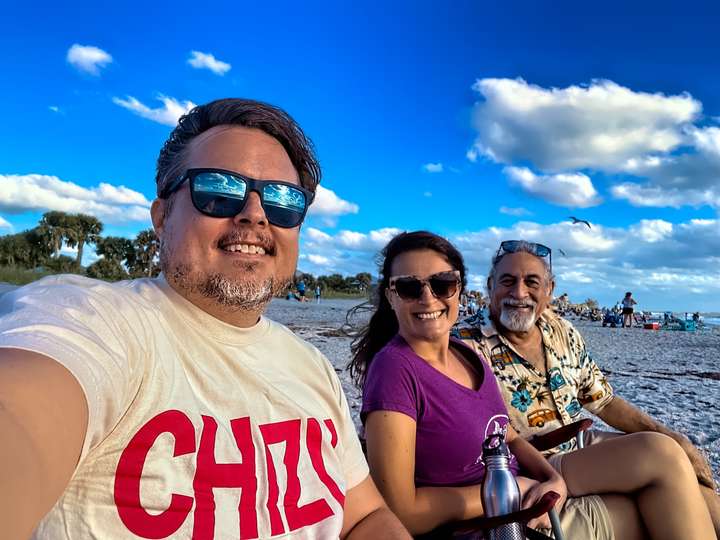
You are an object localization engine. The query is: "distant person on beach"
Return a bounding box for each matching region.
[0,99,409,539]
[621,291,637,328]
[350,231,604,537]
[455,239,718,537]
[315,284,322,303]
[297,279,307,301]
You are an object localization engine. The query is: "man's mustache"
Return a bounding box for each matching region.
[217,231,276,255]
[501,298,537,309]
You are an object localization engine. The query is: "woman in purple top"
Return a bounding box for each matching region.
[348,231,567,536]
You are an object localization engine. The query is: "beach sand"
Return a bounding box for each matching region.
[266,297,720,487]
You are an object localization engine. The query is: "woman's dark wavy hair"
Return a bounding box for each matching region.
[348,230,467,389]
[155,98,321,198]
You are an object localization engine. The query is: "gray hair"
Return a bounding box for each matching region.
[486,240,554,294]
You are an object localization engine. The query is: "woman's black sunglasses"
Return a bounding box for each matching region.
[159,168,315,228]
[389,271,461,301]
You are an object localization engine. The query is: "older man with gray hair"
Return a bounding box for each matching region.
[454,239,719,538]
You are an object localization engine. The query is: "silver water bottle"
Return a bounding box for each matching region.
[481,433,525,540]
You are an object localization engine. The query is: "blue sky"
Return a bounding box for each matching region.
[1,0,719,311]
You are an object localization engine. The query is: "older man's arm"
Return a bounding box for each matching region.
[597,395,716,488]
[340,475,412,539]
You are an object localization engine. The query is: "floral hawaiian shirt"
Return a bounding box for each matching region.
[453,310,614,455]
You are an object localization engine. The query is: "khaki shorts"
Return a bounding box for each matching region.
[546,430,621,473]
[536,495,614,540]
[542,430,620,539]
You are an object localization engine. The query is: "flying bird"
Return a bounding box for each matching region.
[558,249,567,257]
[568,216,592,229]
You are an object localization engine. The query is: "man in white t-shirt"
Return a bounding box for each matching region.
[0,98,411,539]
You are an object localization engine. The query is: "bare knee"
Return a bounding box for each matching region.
[631,432,694,483]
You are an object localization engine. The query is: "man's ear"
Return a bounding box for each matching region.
[548,279,556,298]
[150,198,166,238]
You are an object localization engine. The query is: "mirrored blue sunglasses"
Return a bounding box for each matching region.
[159,168,314,228]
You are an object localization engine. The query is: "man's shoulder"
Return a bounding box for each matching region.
[1,274,163,320]
[539,309,579,335]
[452,313,495,342]
[263,318,331,366]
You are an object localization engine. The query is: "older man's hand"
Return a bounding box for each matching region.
[673,433,717,489]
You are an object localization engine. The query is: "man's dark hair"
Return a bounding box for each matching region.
[155,98,321,198]
[348,230,467,388]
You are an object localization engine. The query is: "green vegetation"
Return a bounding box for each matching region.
[0,266,60,285]
[0,211,374,294]
[0,211,159,284]
[291,272,372,299]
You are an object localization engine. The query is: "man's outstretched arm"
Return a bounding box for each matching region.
[597,395,715,488]
[341,475,411,539]
[0,349,88,539]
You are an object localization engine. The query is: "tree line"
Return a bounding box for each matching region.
[0,211,160,281]
[0,211,373,293]
[293,271,372,294]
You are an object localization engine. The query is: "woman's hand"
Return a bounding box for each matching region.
[516,474,567,530]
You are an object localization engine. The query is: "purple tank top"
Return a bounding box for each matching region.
[362,335,519,487]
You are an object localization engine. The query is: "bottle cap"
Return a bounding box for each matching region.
[482,433,510,458]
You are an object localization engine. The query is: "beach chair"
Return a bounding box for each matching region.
[419,491,563,539]
[408,420,594,539]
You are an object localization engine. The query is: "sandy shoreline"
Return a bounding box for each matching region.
[265,297,720,486]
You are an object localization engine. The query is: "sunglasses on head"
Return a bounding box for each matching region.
[159,168,315,228]
[389,270,461,301]
[496,240,552,272]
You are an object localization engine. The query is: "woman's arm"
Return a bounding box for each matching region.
[364,410,485,535]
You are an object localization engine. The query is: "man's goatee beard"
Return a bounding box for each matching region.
[499,304,537,332]
[161,245,289,312]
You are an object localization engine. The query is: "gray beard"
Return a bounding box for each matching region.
[499,305,537,332]
[161,244,287,312]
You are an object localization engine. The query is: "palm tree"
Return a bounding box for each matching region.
[131,229,160,277]
[0,229,51,268]
[96,236,134,265]
[65,214,103,267]
[38,211,71,257]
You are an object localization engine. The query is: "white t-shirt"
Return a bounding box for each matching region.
[0,275,368,539]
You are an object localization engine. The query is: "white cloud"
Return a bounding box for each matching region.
[423,162,443,173]
[66,44,113,76]
[187,51,231,76]
[48,106,62,114]
[0,216,12,230]
[630,219,674,243]
[467,273,488,289]
[504,166,601,208]
[469,78,699,172]
[499,206,532,216]
[300,226,403,276]
[113,95,196,127]
[423,191,433,197]
[558,271,593,283]
[308,185,359,217]
[610,183,720,208]
[307,254,331,266]
[456,218,719,309]
[298,218,720,310]
[304,227,332,242]
[611,126,720,209]
[0,173,152,224]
